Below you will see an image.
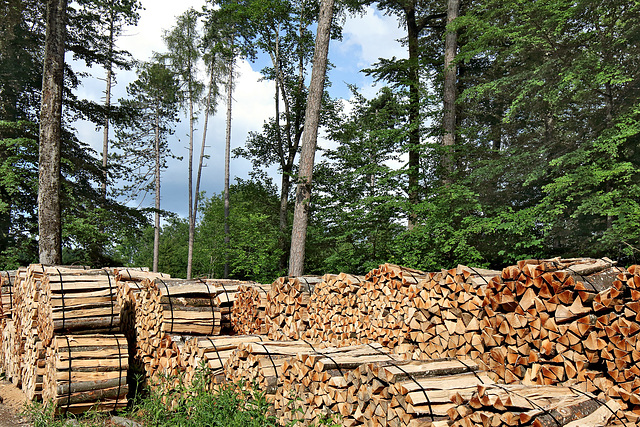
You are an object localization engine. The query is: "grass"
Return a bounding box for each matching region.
[20,368,341,427]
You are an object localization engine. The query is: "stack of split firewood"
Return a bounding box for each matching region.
[225,340,321,400]
[230,283,271,334]
[275,342,401,426]
[114,269,170,372]
[42,334,128,414]
[304,273,365,347]
[0,270,16,322]
[266,276,323,340]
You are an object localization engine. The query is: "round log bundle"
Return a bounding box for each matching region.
[38,268,122,346]
[42,334,128,415]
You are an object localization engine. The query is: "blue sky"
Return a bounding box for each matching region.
[72,1,407,218]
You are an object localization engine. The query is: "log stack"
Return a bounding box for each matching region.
[266,276,323,340]
[230,283,271,334]
[225,340,321,399]
[114,269,170,372]
[179,334,265,388]
[0,270,16,321]
[448,384,623,427]
[38,268,121,346]
[137,277,245,358]
[401,265,499,362]
[477,258,624,390]
[597,265,640,407]
[275,342,400,426]
[304,273,366,347]
[42,334,128,415]
[356,264,431,350]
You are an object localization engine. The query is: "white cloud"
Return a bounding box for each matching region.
[339,6,406,68]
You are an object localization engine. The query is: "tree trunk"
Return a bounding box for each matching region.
[224,55,234,279]
[442,0,459,185]
[186,80,195,279]
[38,0,67,265]
[153,102,161,273]
[101,1,115,200]
[405,3,420,230]
[192,61,215,275]
[288,0,335,276]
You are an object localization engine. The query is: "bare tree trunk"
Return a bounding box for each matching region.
[153,102,161,273]
[405,3,420,230]
[38,0,67,265]
[191,62,215,273]
[186,83,195,279]
[442,0,459,184]
[101,1,115,199]
[288,0,334,276]
[224,55,234,279]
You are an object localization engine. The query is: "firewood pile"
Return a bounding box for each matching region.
[266,276,323,340]
[42,334,128,415]
[230,283,271,334]
[0,265,128,413]
[1,257,640,425]
[0,270,16,321]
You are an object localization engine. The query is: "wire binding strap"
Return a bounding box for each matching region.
[56,268,66,331]
[113,334,123,411]
[158,279,174,334]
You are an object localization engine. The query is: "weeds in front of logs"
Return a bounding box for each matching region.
[131,365,278,426]
[21,400,109,427]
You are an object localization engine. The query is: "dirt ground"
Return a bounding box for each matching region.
[0,380,31,426]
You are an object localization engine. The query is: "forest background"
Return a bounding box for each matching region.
[1,0,639,282]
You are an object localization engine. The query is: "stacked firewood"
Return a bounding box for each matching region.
[477,258,624,391]
[179,335,265,388]
[42,334,128,415]
[225,340,321,399]
[145,334,187,385]
[266,276,323,340]
[136,278,247,358]
[114,269,170,370]
[356,264,431,350]
[347,357,493,426]
[597,265,640,406]
[230,283,271,334]
[38,268,121,346]
[1,319,20,385]
[448,383,621,427]
[275,342,400,426]
[304,274,365,347]
[400,265,499,362]
[0,270,16,321]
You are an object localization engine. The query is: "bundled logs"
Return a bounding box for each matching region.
[231,283,271,334]
[225,340,322,399]
[401,265,499,361]
[304,273,366,347]
[38,268,121,346]
[180,334,265,387]
[136,277,250,357]
[275,342,402,426]
[42,334,128,414]
[448,383,619,427]
[115,269,171,369]
[266,276,323,340]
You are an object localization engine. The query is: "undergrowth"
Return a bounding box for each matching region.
[21,366,341,427]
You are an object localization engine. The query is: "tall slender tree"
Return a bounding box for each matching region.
[113,60,180,272]
[164,8,204,279]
